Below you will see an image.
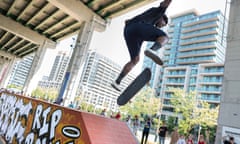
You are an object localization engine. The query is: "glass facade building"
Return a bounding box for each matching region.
[8,54,34,88]
[38,51,70,89]
[144,10,227,119]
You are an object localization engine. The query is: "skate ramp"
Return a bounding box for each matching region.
[0,90,138,144]
[81,112,138,144]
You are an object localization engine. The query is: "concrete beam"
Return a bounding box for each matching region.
[47,0,107,32]
[0,14,56,47]
[0,50,15,59]
[108,0,156,18]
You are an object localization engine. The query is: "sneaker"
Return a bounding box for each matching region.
[144,49,163,65]
[111,81,121,91]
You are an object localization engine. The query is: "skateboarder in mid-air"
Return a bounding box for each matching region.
[111,0,172,91]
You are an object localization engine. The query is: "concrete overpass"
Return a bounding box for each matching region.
[0,0,157,100]
[0,0,156,59]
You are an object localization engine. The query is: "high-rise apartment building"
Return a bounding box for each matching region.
[161,63,224,118]
[77,51,135,111]
[144,10,227,119]
[165,10,226,66]
[49,51,70,82]
[7,54,34,88]
[38,51,70,89]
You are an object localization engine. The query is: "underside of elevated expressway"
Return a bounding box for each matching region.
[1,1,240,143]
[0,0,156,60]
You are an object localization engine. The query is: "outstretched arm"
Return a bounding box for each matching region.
[160,0,172,8]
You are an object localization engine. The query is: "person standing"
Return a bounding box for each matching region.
[126,115,132,128]
[111,0,172,91]
[141,117,152,144]
[132,115,140,136]
[170,127,179,144]
[198,134,206,144]
[68,101,74,108]
[115,111,121,120]
[186,134,194,144]
[223,136,236,144]
[177,135,186,144]
[158,121,168,144]
[100,109,106,116]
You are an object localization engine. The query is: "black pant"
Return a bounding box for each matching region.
[141,130,149,144]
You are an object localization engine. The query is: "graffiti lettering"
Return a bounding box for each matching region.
[50,109,62,140]
[0,93,32,143]
[0,92,83,143]
[31,105,62,141]
[62,126,80,138]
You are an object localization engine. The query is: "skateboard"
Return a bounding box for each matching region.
[117,68,151,106]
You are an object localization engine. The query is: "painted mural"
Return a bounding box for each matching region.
[0,91,90,144]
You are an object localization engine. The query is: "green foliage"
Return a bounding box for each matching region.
[7,84,22,90]
[167,116,177,133]
[80,102,95,113]
[31,87,58,101]
[32,87,45,98]
[80,102,88,111]
[170,88,219,135]
[120,86,161,128]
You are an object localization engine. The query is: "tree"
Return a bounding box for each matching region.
[7,84,22,90]
[120,86,161,127]
[32,87,45,98]
[170,88,218,135]
[47,88,58,102]
[32,87,58,101]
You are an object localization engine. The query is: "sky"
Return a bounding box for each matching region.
[41,0,229,77]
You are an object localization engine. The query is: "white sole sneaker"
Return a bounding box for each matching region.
[144,49,163,65]
[111,82,121,91]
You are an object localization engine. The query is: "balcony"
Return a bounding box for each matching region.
[180,35,217,46]
[200,96,221,103]
[177,49,216,58]
[176,57,215,65]
[183,16,219,27]
[179,42,216,51]
[182,21,218,33]
[198,80,223,85]
[181,28,218,39]
[198,88,222,94]
[199,70,224,76]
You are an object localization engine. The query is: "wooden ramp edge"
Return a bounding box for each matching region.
[0,91,138,144]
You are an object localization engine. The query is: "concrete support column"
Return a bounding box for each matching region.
[0,59,5,77]
[23,40,56,95]
[0,57,16,88]
[56,19,95,106]
[215,0,240,143]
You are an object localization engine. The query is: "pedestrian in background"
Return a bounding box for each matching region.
[198,134,206,144]
[186,134,194,144]
[141,117,152,144]
[100,109,106,116]
[170,127,179,144]
[177,135,186,144]
[158,121,168,144]
[223,136,236,144]
[132,115,140,136]
[115,111,121,120]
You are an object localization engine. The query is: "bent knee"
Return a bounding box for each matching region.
[156,36,169,44]
[132,56,140,65]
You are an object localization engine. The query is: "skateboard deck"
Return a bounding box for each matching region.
[117,68,151,106]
